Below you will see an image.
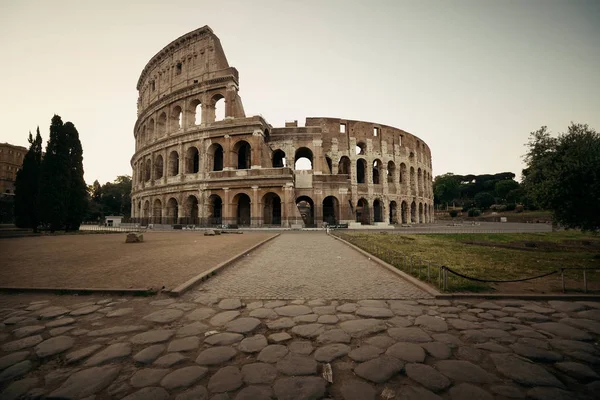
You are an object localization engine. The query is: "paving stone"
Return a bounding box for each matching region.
[258,344,289,362]
[456,346,483,362]
[415,315,448,332]
[548,338,598,354]
[130,329,174,345]
[208,366,243,392]
[526,387,577,400]
[168,336,200,352]
[130,368,170,388]
[294,314,319,323]
[475,342,512,353]
[12,325,45,338]
[38,306,70,319]
[291,323,325,338]
[193,294,219,306]
[509,343,562,362]
[340,379,377,400]
[532,322,593,340]
[225,317,261,333]
[421,341,451,359]
[70,305,102,316]
[362,335,393,350]
[2,316,26,325]
[143,309,184,323]
[218,298,242,310]
[312,305,336,315]
[234,385,273,400]
[387,316,413,327]
[273,376,326,400]
[547,301,585,313]
[490,353,565,387]
[498,316,521,324]
[388,301,423,316]
[291,299,306,304]
[355,300,387,308]
[349,344,384,361]
[267,317,296,329]
[150,299,177,306]
[317,314,339,324]
[268,332,292,343]
[489,385,525,398]
[48,365,121,398]
[169,302,197,311]
[353,355,404,383]
[355,307,394,318]
[317,328,351,344]
[512,329,548,339]
[249,308,278,319]
[45,368,76,386]
[475,301,502,310]
[555,361,599,381]
[88,325,147,337]
[386,342,426,362]
[264,300,286,308]
[0,351,29,370]
[161,366,208,390]
[289,341,313,355]
[337,303,359,313]
[431,333,463,347]
[0,360,32,382]
[339,319,386,338]
[34,335,75,358]
[239,334,268,353]
[153,352,188,367]
[84,342,131,366]
[277,353,318,375]
[565,351,600,365]
[176,321,210,337]
[514,312,551,322]
[175,386,209,400]
[435,360,494,383]
[522,304,556,314]
[479,312,495,320]
[241,362,277,384]
[204,332,244,345]
[395,385,443,400]
[49,326,75,336]
[560,317,600,335]
[314,343,350,362]
[45,317,76,328]
[195,346,236,365]
[66,344,102,364]
[122,387,170,400]
[134,344,166,364]
[106,308,134,317]
[449,383,493,400]
[388,327,432,343]
[185,308,216,321]
[246,301,263,310]
[1,335,43,352]
[274,305,312,317]
[447,318,480,330]
[210,311,241,326]
[405,363,451,392]
[1,377,38,400]
[518,337,550,349]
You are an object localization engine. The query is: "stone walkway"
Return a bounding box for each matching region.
[1,293,599,399]
[199,233,430,299]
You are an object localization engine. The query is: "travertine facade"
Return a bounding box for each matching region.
[0,142,27,195]
[131,26,433,227]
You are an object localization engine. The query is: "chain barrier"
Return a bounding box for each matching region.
[441,265,559,283]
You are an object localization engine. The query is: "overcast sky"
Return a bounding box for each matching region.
[1,0,599,185]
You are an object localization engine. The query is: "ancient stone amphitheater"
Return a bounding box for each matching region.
[131,26,433,228]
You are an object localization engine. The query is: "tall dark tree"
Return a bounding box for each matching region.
[64,122,86,231]
[14,128,43,230]
[39,115,71,232]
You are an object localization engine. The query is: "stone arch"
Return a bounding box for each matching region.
[233,140,251,170]
[356,142,366,155]
[322,196,339,225]
[262,192,282,226]
[157,112,167,137]
[143,200,150,219]
[140,125,146,147]
[171,105,183,131]
[325,156,333,174]
[189,98,202,125]
[418,168,423,197]
[373,198,383,223]
[373,159,382,184]
[400,163,407,185]
[152,199,162,224]
[401,200,408,224]
[411,200,417,224]
[356,158,367,184]
[296,196,315,227]
[167,197,178,224]
[410,167,416,195]
[154,154,164,179]
[338,156,351,175]
[144,159,151,181]
[356,198,370,224]
[294,147,313,170]
[185,195,199,224]
[233,192,251,226]
[211,93,225,122]
[424,202,428,223]
[147,118,155,142]
[272,149,286,168]
[185,146,200,174]
[419,202,424,224]
[207,143,224,171]
[389,200,398,224]
[168,151,179,176]
[207,194,222,225]
[387,161,396,183]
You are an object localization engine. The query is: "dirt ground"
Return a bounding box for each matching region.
[0,231,275,290]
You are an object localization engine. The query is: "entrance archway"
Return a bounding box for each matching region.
[234,193,251,226]
[356,198,370,224]
[389,201,398,224]
[262,192,282,226]
[153,199,162,224]
[234,140,251,170]
[207,195,222,225]
[185,195,199,225]
[419,202,424,224]
[373,199,383,223]
[167,198,178,224]
[322,196,339,225]
[401,201,408,224]
[411,201,417,224]
[296,196,315,227]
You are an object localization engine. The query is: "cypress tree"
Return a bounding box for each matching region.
[14,128,43,230]
[39,115,70,232]
[64,122,86,231]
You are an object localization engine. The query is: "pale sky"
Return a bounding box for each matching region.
[1,0,599,185]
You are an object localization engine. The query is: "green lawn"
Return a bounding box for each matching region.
[336,231,600,293]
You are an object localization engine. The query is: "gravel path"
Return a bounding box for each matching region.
[199,232,431,299]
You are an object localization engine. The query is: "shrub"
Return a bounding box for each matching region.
[449,210,458,218]
[474,192,495,210]
[505,203,516,211]
[515,204,524,213]
[490,204,507,212]
[467,208,481,217]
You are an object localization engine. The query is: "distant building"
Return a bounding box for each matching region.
[105,216,123,227]
[0,143,27,195]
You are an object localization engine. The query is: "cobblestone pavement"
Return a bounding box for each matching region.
[1,293,599,399]
[198,233,430,300]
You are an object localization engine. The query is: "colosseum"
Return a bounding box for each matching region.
[131,26,434,228]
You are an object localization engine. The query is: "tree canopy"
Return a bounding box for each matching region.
[86,175,132,221]
[14,128,43,230]
[433,171,520,209]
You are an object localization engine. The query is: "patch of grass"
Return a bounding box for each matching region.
[336,231,600,293]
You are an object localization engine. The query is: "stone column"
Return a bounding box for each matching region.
[251,186,259,227]
[223,188,231,226]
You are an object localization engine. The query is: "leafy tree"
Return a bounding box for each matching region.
[495,179,520,202]
[433,173,460,206]
[85,176,132,220]
[523,123,600,231]
[14,128,43,230]
[474,192,495,210]
[39,115,71,232]
[64,122,86,231]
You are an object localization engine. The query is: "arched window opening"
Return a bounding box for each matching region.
[208,144,224,171]
[424,203,428,223]
[140,126,146,147]
[168,151,179,176]
[338,156,350,175]
[373,159,382,184]
[137,201,142,219]
[400,163,407,185]
[234,141,251,170]
[172,106,182,130]
[273,150,286,168]
[207,195,223,226]
[373,199,383,223]
[263,192,282,226]
[356,142,366,155]
[157,112,167,136]
[418,168,423,197]
[144,159,151,181]
[234,193,251,226]
[323,196,339,225]
[401,201,408,224]
[325,157,333,174]
[189,99,202,125]
[387,161,396,183]
[296,196,315,227]
[185,147,200,174]
[294,147,313,170]
[356,159,366,184]
[419,203,424,224]
[411,201,417,224]
[167,198,178,224]
[410,167,416,195]
[214,95,225,122]
[356,198,370,224]
[153,199,162,224]
[389,201,398,224]
[143,200,150,221]
[154,155,164,179]
[147,119,155,142]
[185,195,199,225]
